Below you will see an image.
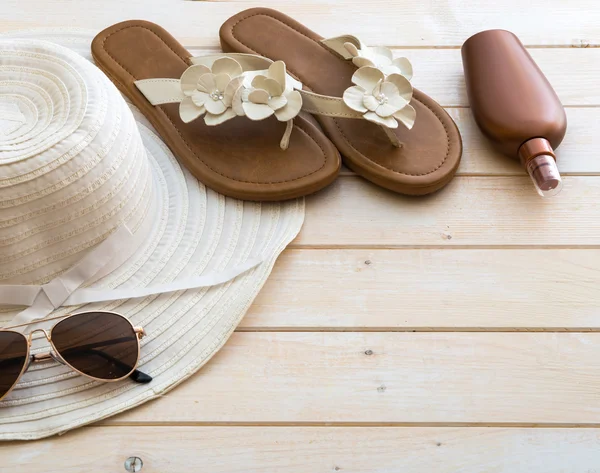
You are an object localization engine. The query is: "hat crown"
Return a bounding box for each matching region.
[0,40,154,284]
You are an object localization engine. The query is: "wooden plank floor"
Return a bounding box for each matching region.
[3,1,600,471]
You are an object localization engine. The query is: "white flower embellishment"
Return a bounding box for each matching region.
[235,61,302,123]
[344,43,413,79]
[343,66,416,129]
[175,57,303,149]
[179,57,245,125]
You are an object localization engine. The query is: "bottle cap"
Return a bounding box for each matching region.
[525,155,562,197]
[518,138,562,198]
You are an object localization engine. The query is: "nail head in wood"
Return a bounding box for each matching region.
[124,457,143,472]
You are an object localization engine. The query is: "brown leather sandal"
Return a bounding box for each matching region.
[92,20,340,201]
[220,8,463,195]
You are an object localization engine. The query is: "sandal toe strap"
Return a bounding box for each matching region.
[134,54,303,150]
[294,34,418,147]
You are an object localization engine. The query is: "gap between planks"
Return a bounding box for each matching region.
[286,244,600,250]
[234,327,600,333]
[98,421,600,428]
[186,44,600,50]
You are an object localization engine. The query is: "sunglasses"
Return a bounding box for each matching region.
[0,311,152,402]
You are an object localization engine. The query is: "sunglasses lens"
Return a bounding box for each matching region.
[51,312,140,381]
[0,331,28,399]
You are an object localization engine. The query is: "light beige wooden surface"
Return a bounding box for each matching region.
[108,332,600,425]
[2,0,600,47]
[244,249,600,329]
[7,427,600,473]
[2,0,600,471]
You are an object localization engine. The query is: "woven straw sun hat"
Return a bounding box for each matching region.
[0,30,304,441]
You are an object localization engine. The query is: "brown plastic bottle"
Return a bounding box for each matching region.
[462,30,567,197]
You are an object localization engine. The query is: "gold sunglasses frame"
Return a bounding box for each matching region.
[0,311,145,402]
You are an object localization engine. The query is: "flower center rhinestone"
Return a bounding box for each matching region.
[210,90,224,101]
[377,93,388,105]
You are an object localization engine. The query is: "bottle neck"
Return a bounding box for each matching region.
[518,137,556,165]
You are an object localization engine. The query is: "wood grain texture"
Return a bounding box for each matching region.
[295,176,600,248]
[108,332,600,425]
[1,0,600,47]
[4,426,600,473]
[243,249,600,329]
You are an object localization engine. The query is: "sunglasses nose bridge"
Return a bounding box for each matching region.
[27,328,51,344]
[27,329,56,365]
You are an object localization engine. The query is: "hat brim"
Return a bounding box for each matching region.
[0,30,304,441]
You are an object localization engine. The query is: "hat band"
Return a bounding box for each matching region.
[0,224,263,328]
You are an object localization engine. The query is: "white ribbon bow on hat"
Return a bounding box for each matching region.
[0,225,263,327]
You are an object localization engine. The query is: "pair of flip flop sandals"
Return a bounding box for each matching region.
[92,8,463,201]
